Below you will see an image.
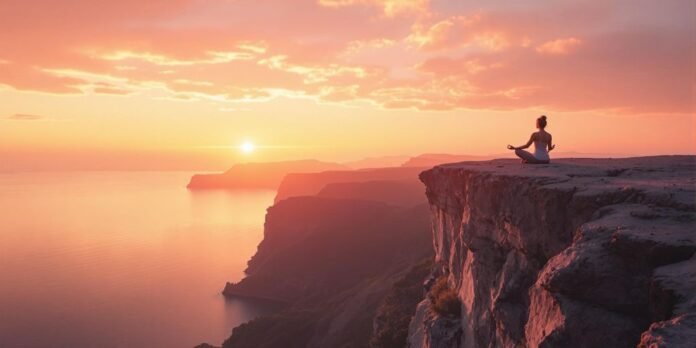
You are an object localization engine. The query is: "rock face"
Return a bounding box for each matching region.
[371,259,434,348]
[411,156,696,348]
[219,163,436,348]
[274,167,425,203]
[223,197,431,302]
[221,196,433,348]
[317,180,427,207]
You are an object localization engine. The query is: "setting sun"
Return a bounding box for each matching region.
[240,141,256,154]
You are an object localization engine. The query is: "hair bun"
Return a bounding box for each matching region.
[540,115,547,120]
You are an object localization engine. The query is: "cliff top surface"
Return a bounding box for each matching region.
[434,156,695,179]
[425,155,696,211]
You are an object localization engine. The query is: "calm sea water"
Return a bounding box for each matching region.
[0,172,277,348]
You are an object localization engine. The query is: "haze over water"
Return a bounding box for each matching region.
[0,171,276,348]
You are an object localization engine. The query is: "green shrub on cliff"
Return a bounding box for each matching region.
[428,276,461,318]
[370,259,433,348]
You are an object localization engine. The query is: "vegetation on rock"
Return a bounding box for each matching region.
[428,276,461,318]
[370,259,433,348]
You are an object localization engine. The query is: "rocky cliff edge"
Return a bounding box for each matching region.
[410,156,696,348]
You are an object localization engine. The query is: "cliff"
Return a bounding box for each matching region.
[316,180,427,207]
[221,195,433,347]
[274,167,425,203]
[187,160,347,190]
[212,162,439,347]
[223,197,431,302]
[410,156,696,348]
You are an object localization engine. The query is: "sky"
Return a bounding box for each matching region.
[1,0,694,171]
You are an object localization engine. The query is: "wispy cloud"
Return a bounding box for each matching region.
[536,38,582,55]
[7,113,44,121]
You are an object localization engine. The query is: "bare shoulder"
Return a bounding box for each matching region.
[544,132,553,143]
[537,131,552,142]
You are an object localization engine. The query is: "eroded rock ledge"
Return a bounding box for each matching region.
[410,156,696,348]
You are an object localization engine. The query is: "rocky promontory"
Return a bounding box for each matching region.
[219,166,433,348]
[187,160,347,190]
[410,156,696,348]
[273,167,426,203]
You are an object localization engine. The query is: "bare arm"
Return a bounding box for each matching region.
[548,134,555,152]
[513,133,535,150]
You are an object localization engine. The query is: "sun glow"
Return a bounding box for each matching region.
[240,141,256,154]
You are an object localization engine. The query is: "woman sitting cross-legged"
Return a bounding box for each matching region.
[507,115,556,164]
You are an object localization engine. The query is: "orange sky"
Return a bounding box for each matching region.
[1,0,694,171]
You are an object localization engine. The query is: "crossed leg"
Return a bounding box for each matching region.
[515,149,549,164]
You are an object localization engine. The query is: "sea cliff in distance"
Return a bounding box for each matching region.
[186,154,496,191]
[400,153,493,168]
[220,160,433,348]
[187,159,348,190]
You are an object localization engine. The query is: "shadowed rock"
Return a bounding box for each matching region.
[221,196,433,348]
[317,180,427,207]
[274,167,425,203]
[411,156,696,348]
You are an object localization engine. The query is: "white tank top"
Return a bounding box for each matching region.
[533,140,550,161]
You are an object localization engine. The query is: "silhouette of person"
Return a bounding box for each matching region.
[507,116,555,164]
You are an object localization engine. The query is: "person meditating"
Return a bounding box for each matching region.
[507,115,555,164]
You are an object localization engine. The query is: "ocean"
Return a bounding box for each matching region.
[0,171,276,347]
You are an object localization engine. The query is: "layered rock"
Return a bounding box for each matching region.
[221,196,433,347]
[274,167,425,203]
[412,156,696,348]
[317,180,427,207]
[372,259,434,348]
[223,197,431,302]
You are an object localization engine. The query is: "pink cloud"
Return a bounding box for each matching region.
[0,0,691,114]
[413,29,692,113]
[0,63,83,93]
[536,38,582,55]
